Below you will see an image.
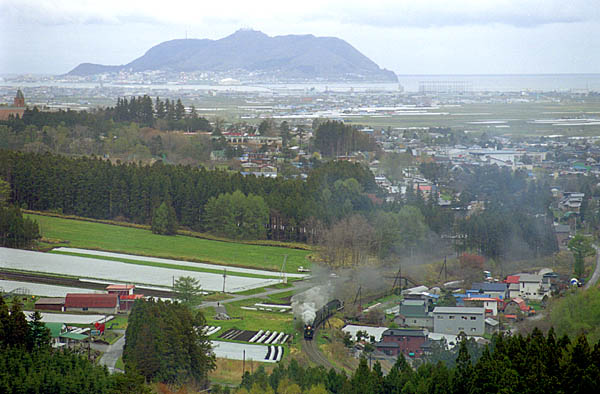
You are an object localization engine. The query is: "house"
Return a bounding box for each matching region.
[375,329,428,357]
[504,276,521,298]
[560,192,584,213]
[467,282,508,300]
[35,297,65,311]
[485,318,500,334]
[463,297,501,316]
[433,307,485,336]
[504,296,533,316]
[518,274,550,301]
[554,223,571,247]
[394,299,433,329]
[64,293,118,314]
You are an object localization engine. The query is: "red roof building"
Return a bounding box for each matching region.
[65,293,118,314]
[119,294,144,312]
[106,284,135,297]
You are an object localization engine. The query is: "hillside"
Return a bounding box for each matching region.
[68,29,397,82]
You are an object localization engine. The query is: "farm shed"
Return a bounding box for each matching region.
[65,293,118,314]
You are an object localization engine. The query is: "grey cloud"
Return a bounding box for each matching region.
[307,2,599,29]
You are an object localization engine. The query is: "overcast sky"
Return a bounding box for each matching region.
[1,0,599,75]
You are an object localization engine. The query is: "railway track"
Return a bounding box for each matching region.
[302,338,342,373]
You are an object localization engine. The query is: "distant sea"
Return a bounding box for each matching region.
[2,74,600,93]
[396,74,600,93]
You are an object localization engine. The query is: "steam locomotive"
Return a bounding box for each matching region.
[303,299,343,340]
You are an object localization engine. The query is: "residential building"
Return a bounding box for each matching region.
[375,328,428,357]
[394,299,433,329]
[467,282,508,300]
[485,318,500,334]
[504,296,534,316]
[433,307,485,336]
[504,275,521,298]
[518,274,550,301]
[463,297,501,316]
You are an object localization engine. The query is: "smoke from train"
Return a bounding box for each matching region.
[292,285,332,324]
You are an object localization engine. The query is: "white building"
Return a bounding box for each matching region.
[518,274,551,301]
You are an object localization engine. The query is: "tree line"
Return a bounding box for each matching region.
[0,150,382,242]
[313,121,378,157]
[0,148,559,265]
[0,96,213,164]
[0,179,40,248]
[217,328,600,394]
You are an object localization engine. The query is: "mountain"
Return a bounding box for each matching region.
[68,30,397,82]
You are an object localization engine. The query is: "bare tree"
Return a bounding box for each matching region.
[320,214,375,268]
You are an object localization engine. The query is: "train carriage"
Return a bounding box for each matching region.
[303,299,343,340]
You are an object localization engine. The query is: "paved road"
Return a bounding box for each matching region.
[584,244,600,290]
[98,330,126,373]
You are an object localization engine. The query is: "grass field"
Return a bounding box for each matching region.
[29,214,311,273]
[204,297,295,336]
[209,358,275,386]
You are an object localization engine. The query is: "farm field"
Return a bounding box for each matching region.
[0,279,102,297]
[0,247,282,292]
[342,101,600,136]
[28,213,311,273]
[52,248,307,279]
[204,297,296,337]
[25,313,112,325]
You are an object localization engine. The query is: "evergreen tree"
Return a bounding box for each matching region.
[155,97,166,119]
[175,99,185,121]
[568,233,595,278]
[7,300,29,348]
[173,276,203,306]
[151,201,178,235]
[27,310,51,351]
[0,297,9,349]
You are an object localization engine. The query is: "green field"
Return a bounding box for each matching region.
[29,214,311,273]
[204,297,295,336]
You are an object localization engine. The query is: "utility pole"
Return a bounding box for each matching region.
[222,269,227,293]
[281,255,288,284]
[242,350,245,379]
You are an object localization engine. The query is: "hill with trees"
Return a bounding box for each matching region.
[67,30,398,82]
